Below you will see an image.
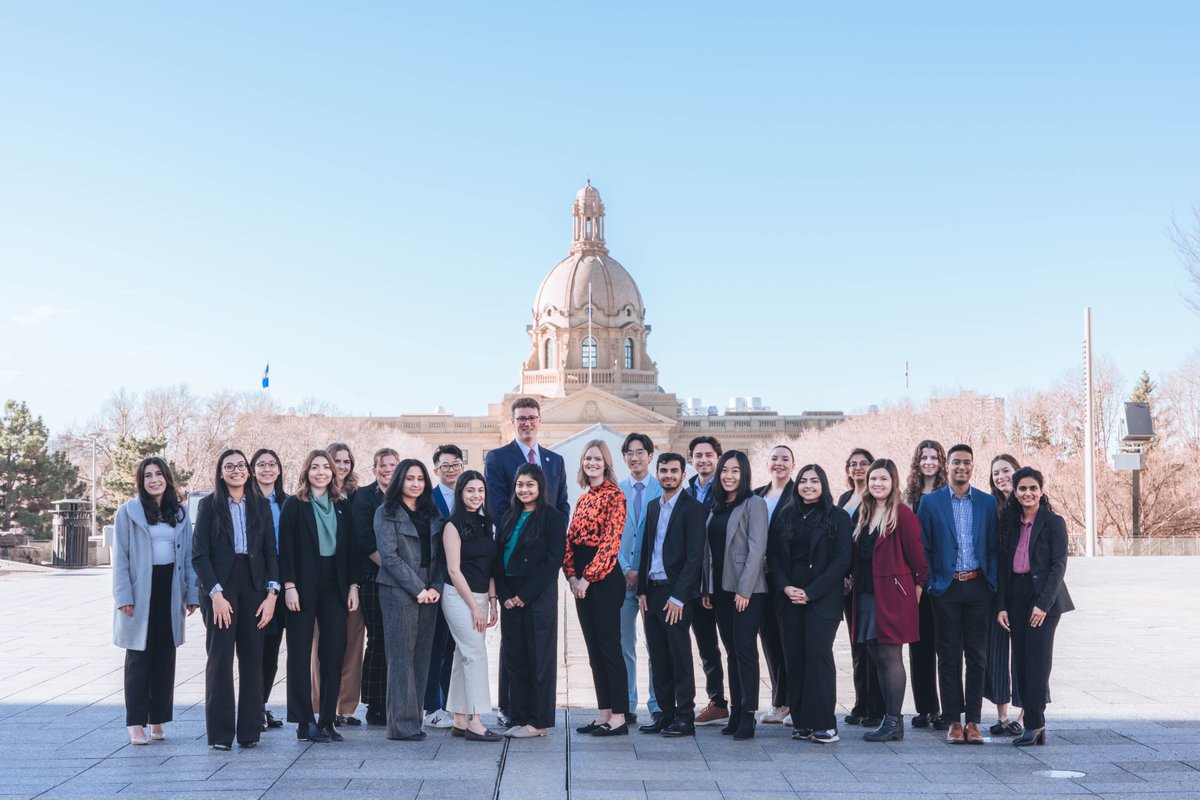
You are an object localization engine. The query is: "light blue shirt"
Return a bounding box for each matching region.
[437,483,456,515]
[211,495,280,598]
[949,486,979,572]
[267,491,282,548]
[650,492,684,607]
[618,473,662,576]
[690,474,714,505]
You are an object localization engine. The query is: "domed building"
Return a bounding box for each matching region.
[375,182,843,487]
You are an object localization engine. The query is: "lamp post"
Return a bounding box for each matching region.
[84,431,105,539]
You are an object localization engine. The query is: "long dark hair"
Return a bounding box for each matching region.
[844,447,875,489]
[779,463,834,539]
[711,451,753,514]
[448,469,493,541]
[999,466,1053,553]
[384,458,437,521]
[136,456,184,526]
[250,448,285,502]
[499,463,548,547]
[212,448,265,535]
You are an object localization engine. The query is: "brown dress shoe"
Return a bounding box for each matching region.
[946,722,966,744]
[695,701,729,726]
[964,722,984,744]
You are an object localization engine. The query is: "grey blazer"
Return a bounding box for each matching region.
[373,503,443,599]
[112,498,200,650]
[703,494,770,597]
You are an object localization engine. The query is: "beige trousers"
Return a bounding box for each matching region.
[312,606,365,717]
[441,584,492,716]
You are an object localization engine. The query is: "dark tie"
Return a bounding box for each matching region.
[633,481,645,527]
[527,447,536,465]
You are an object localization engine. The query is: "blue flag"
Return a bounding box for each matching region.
[262,362,269,389]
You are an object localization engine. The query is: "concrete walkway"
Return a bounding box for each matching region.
[1,556,1198,799]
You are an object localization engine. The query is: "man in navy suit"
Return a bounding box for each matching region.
[421,444,465,729]
[484,397,571,522]
[483,396,571,725]
[917,443,998,746]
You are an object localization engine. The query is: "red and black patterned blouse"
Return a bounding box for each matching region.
[562,480,627,584]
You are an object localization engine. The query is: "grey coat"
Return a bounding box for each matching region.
[703,494,770,597]
[374,503,443,599]
[112,498,200,650]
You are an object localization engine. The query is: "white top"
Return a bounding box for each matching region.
[149,522,176,565]
[763,494,781,519]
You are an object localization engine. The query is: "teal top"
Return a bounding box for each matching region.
[311,491,338,557]
[504,511,532,573]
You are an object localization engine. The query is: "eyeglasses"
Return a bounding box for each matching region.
[514,415,540,424]
[254,461,279,470]
[847,460,870,468]
[437,462,463,473]
[222,462,249,473]
[624,449,648,458]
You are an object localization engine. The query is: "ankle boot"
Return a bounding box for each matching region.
[863,714,903,742]
[733,712,757,740]
[721,708,742,736]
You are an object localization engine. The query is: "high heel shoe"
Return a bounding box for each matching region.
[1013,727,1045,747]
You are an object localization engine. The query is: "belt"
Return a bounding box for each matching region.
[647,578,670,587]
[953,569,980,581]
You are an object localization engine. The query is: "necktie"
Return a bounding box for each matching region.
[527,446,536,465]
[633,481,645,527]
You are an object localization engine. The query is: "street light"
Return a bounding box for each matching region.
[84,430,106,539]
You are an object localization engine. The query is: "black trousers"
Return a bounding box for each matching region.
[908,591,940,716]
[778,600,840,731]
[932,575,992,724]
[125,564,177,727]
[203,557,266,747]
[759,590,788,709]
[713,590,766,714]
[642,584,696,722]
[576,569,629,714]
[501,584,559,729]
[261,612,285,706]
[1008,573,1060,730]
[843,594,884,718]
[423,605,456,713]
[690,600,727,708]
[285,582,348,726]
[359,576,387,712]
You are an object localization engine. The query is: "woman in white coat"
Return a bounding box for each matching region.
[112,457,199,745]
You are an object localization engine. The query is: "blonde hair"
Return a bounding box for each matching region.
[576,439,619,488]
[854,459,902,540]
[294,449,345,502]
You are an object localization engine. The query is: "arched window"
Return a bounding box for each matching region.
[582,337,597,369]
[544,338,555,369]
[624,338,634,369]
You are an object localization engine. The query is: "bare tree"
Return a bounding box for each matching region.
[1170,207,1200,316]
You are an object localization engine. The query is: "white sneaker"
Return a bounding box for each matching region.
[760,706,789,724]
[782,713,792,726]
[812,728,839,743]
[424,709,454,728]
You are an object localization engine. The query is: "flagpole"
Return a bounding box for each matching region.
[588,282,593,385]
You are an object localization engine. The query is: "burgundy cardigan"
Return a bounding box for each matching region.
[852,503,929,645]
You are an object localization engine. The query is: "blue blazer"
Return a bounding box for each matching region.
[484,441,572,524]
[617,474,663,577]
[432,484,452,519]
[917,485,997,596]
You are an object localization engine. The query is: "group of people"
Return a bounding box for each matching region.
[111,397,1073,752]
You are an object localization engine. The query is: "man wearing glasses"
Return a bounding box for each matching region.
[917,443,998,746]
[422,444,466,728]
[484,397,571,727]
[617,433,662,725]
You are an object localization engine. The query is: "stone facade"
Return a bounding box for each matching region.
[370,182,844,471]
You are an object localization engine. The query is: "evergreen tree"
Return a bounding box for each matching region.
[1131,370,1156,403]
[0,400,85,538]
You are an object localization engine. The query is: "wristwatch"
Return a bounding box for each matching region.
[268,587,279,596]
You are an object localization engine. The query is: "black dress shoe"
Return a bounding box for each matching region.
[990,719,1023,736]
[365,707,387,726]
[576,720,602,734]
[931,715,951,731]
[335,714,362,727]
[733,713,756,740]
[496,711,512,729]
[464,728,503,742]
[297,723,330,743]
[211,743,231,751]
[238,740,257,749]
[911,713,933,729]
[860,717,882,728]
[388,731,427,741]
[639,716,671,734]
[661,720,695,737]
[843,713,863,726]
[1013,727,1045,747]
[318,723,344,742]
[626,712,638,724]
[592,722,629,737]
[264,710,284,729]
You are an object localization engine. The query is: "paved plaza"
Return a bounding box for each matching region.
[1,556,1198,799]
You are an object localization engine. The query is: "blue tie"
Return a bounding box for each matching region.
[633,482,645,527]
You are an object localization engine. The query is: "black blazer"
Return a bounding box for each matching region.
[192,493,279,594]
[997,505,1075,616]
[636,490,707,602]
[494,507,567,604]
[278,494,361,609]
[767,503,853,621]
[484,441,572,522]
[351,482,386,578]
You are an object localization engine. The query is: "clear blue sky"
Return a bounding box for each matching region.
[3,2,1198,432]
